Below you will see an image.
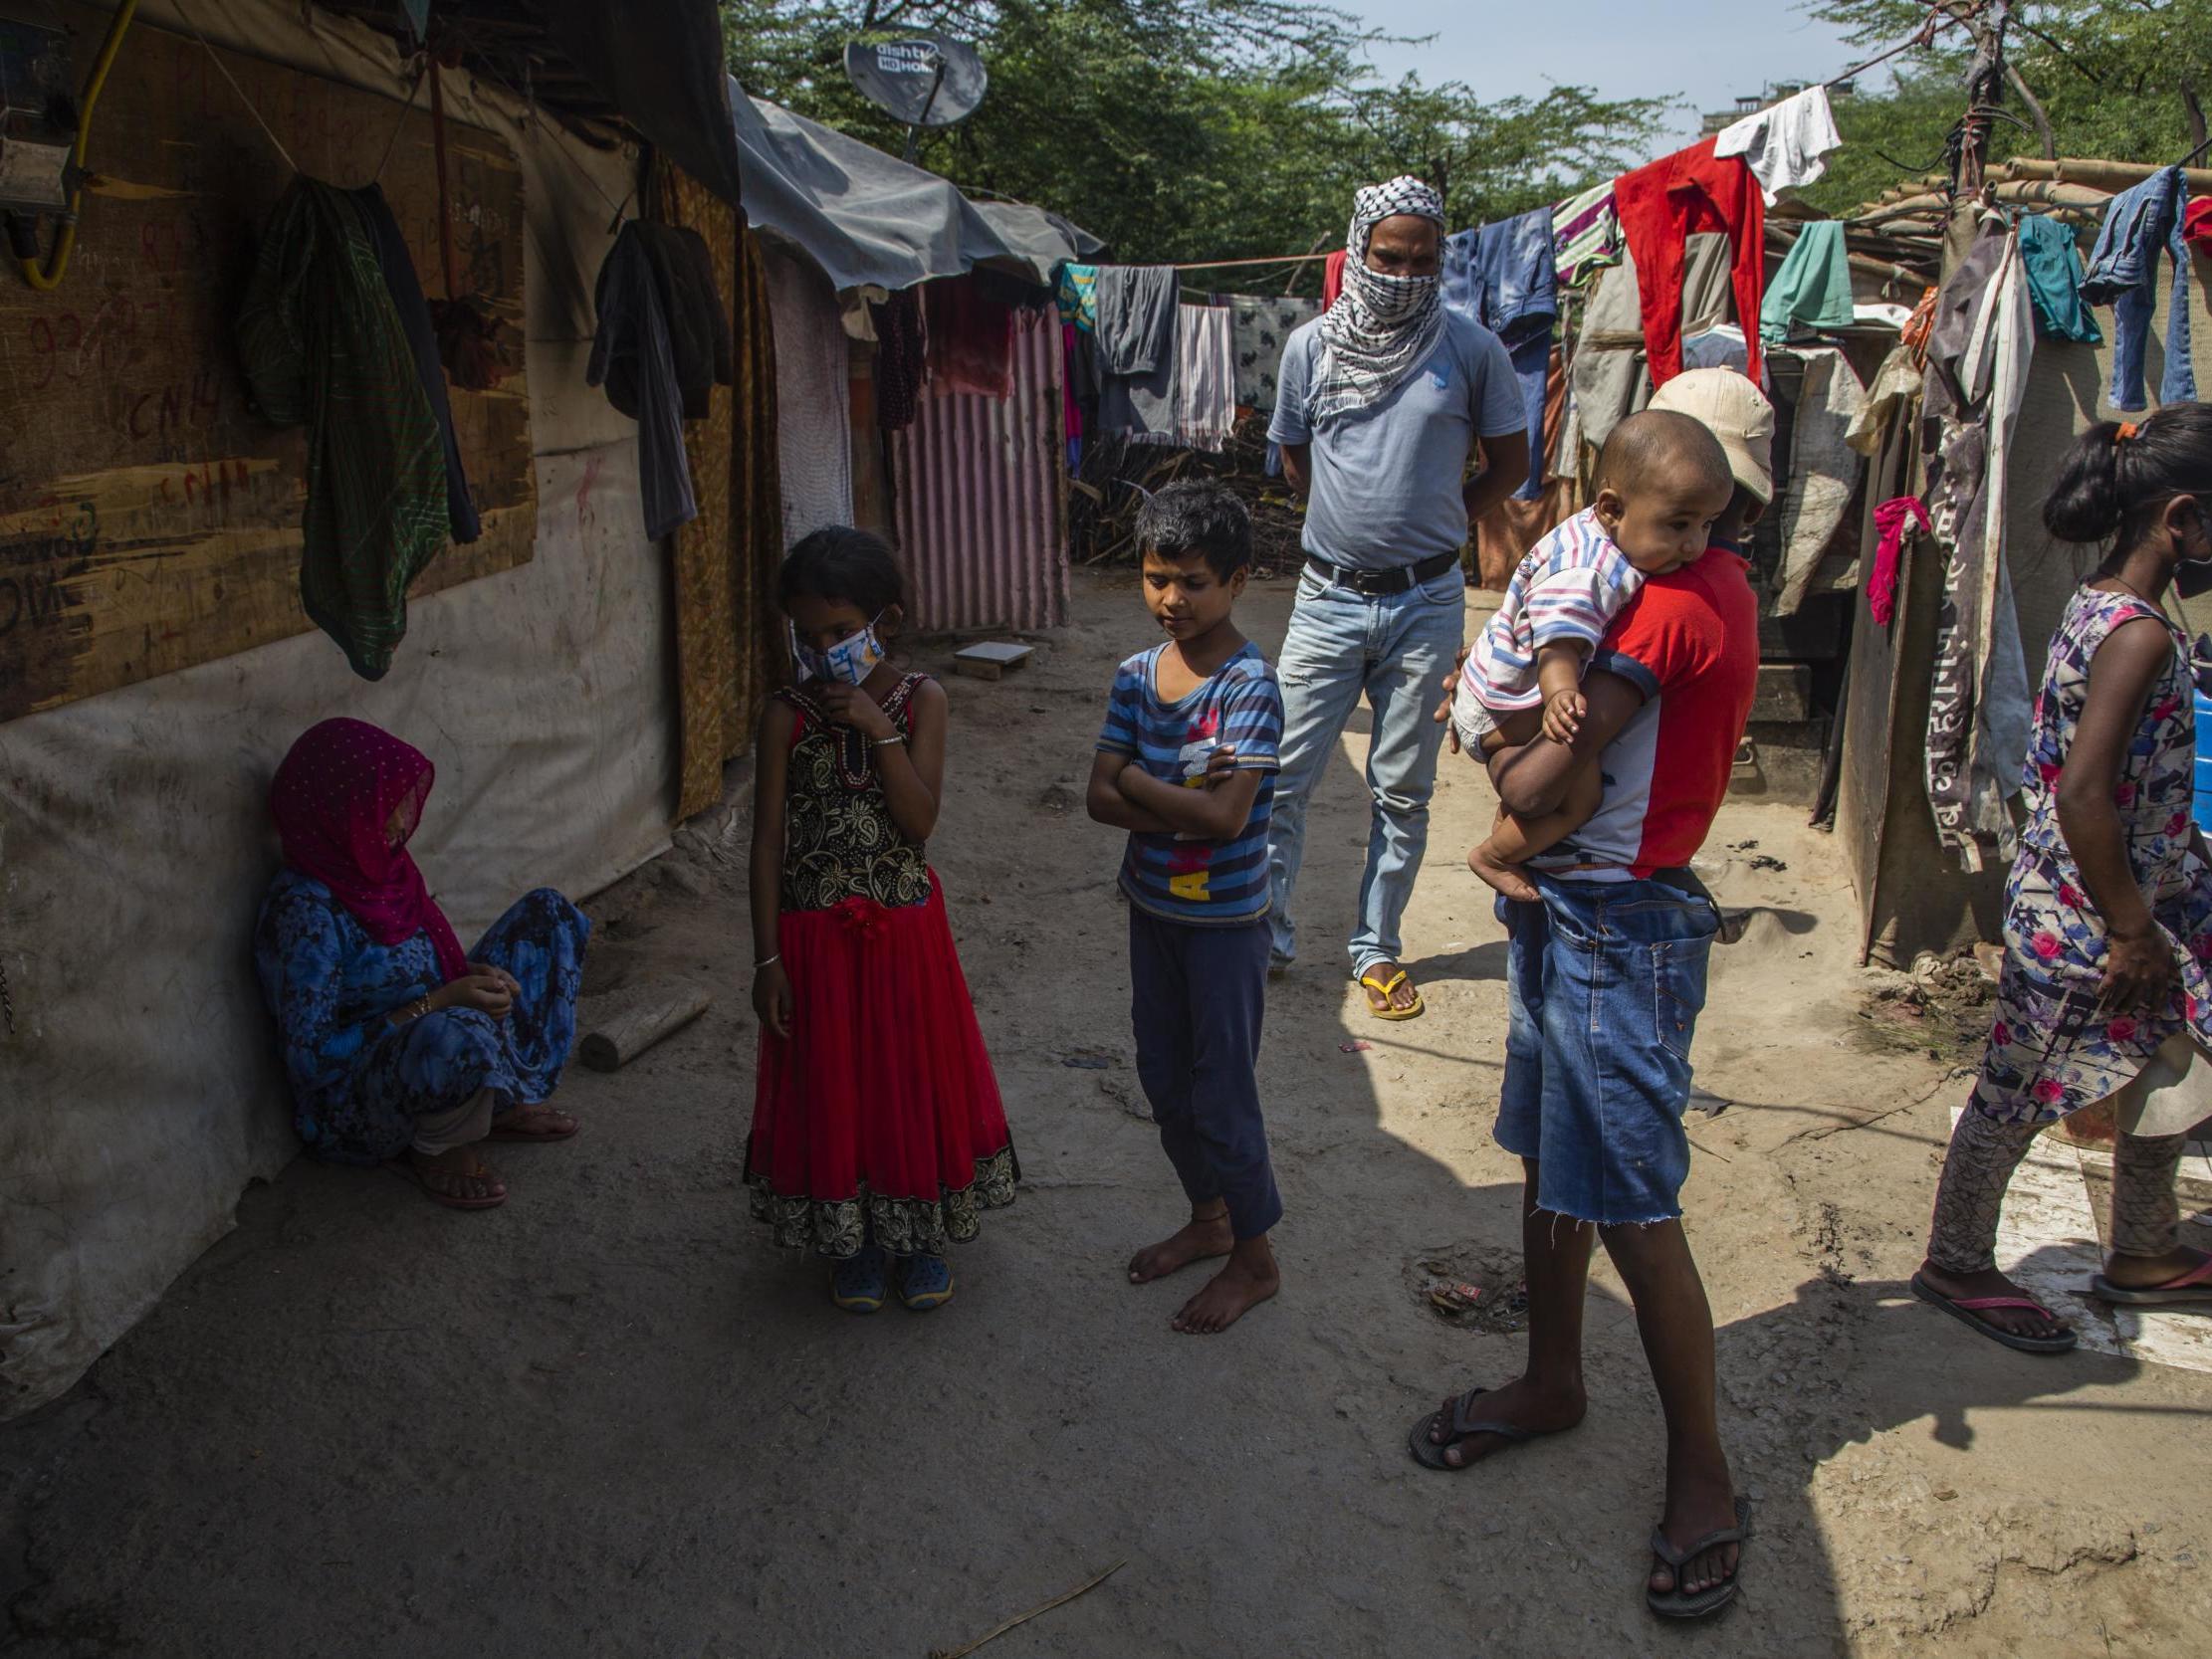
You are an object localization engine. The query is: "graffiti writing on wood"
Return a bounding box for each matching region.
[0,500,99,641]
[25,296,196,396]
[128,371,223,443]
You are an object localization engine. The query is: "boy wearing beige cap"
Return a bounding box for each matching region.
[1648,365,1777,536]
[1452,379,1772,899]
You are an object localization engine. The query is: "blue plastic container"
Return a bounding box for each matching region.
[2196,692,2212,835]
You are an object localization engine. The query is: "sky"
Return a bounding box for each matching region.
[1347,0,1880,153]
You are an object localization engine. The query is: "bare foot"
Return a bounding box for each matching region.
[1425,1372,1587,1467]
[488,1106,579,1142]
[1359,960,1424,1014]
[1129,1209,1231,1284]
[407,1145,506,1208]
[1915,1260,2072,1342]
[1651,1469,1742,1599]
[1466,842,1540,904]
[1172,1239,1279,1334]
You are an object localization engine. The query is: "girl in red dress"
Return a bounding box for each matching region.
[746,526,1016,1311]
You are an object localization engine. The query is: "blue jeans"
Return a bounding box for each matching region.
[2082,164,2195,412]
[1266,567,1464,978]
[1129,908,1281,1240]
[1494,875,1719,1226]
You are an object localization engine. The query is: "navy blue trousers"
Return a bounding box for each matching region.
[1128,907,1282,1240]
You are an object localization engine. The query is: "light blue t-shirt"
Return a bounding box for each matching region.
[1267,309,1526,570]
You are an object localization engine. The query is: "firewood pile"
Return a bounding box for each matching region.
[1068,415,1305,577]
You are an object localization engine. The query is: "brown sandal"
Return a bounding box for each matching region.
[401,1156,507,1210]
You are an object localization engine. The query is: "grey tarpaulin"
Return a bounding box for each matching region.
[542,0,747,207]
[728,82,1101,292]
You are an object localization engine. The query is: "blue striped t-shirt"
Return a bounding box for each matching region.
[1097,642,1284,925]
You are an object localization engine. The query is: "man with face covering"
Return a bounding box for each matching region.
[1267,178,1532,1018]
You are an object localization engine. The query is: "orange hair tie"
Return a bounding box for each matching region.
[2115,421,2142,443]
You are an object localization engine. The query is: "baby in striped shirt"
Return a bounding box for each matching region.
[1452,410,1736,900]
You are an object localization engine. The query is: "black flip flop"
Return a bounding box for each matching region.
[2090,1256,2212,1305]
[1647,1495,1752,1620]
[1910,1271,2078,1353]
[1407,1386,1540,1471]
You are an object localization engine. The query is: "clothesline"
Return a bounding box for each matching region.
[1110,15,1979,288]
[1170,253,1333,272]
[1815,5,1966,95]
[1144,18,1967,280]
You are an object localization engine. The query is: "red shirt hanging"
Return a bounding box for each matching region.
[1613,137,1766,388]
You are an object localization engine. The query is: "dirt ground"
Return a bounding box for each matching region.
[7,568,2212,1658]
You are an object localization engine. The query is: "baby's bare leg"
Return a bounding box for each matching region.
[1468,749,1605,902]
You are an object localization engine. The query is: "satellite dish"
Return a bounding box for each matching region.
[844,34,988,161]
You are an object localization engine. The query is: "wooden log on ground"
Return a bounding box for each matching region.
[578,987,713,1072]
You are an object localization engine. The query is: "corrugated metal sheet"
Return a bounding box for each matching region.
[896,309,1068,633]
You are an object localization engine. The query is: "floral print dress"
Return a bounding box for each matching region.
[1971,583,2212,1124]
[255,874,590,1162]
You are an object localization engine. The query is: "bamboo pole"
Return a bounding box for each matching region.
[2005,156,2212,193]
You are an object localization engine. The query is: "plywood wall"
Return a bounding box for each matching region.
[0,8,533,720]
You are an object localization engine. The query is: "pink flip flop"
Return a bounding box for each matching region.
[1911,1272,2077,1353]
[2091,1255,2212,1307]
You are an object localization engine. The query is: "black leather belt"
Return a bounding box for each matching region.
[1304,550,1461,596]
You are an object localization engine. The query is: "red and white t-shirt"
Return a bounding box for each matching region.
[1529,544,1759,881]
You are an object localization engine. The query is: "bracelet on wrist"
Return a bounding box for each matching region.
[871,732,905,747]
[755,954,781,970]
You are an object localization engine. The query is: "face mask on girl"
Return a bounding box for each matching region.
[2173,505,2212,600]
[789,614,887,686]
[2175,552,2212,602]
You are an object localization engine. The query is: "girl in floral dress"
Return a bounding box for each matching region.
[1915,405,2212,1351]
[745,527,1016,1312]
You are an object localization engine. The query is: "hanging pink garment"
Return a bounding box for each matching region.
[1868,496,1930,627]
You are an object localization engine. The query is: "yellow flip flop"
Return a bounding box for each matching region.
[1359,969,1426,1021]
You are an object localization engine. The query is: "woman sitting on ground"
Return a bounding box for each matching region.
[253,719,589,1209]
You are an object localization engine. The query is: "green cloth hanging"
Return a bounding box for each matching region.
[2017,212,2102,344]
[237,178,450,682]
[1759,220,1856,344]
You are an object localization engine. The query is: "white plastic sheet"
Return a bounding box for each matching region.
[767,249,856,548]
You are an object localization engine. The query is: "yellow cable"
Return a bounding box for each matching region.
[17,0,139,292]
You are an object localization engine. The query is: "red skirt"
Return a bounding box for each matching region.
[746,875,1016,1257]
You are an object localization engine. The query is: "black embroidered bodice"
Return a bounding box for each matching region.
[776,674,934,913]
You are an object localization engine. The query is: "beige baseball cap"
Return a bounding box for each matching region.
[1648,368,1775,506]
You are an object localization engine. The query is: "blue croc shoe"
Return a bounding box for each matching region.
[897,1252,955,1312]
[829,1244,888,1314]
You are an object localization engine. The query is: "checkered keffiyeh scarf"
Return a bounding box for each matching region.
[1310,176,1447,427]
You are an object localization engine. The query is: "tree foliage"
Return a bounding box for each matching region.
[720,1,1667,273]
[1802,1,2212,215]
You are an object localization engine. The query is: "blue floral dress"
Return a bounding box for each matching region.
[254,874,590,1162]
[1971,583,2212,1124]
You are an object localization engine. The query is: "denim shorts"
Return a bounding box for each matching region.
[1493,873,1719,1225]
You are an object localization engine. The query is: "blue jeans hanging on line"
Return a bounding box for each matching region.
[2081,164,2194,413]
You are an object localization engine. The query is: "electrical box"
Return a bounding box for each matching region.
[0,13,77,216]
